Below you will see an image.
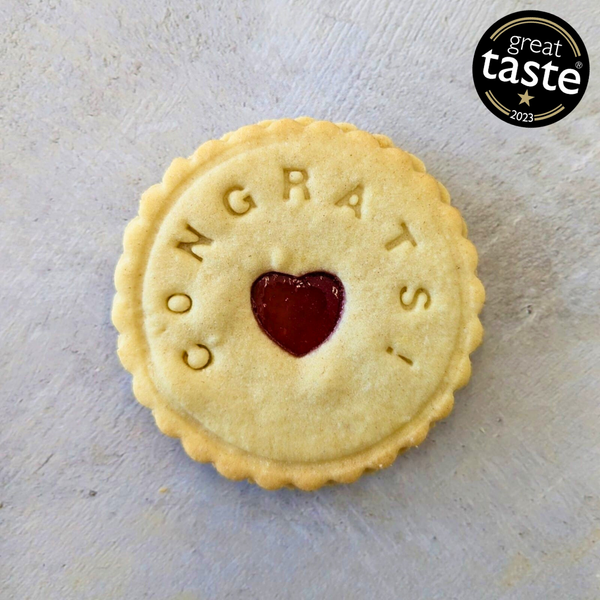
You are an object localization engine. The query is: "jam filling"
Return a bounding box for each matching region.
[251,271,345,357]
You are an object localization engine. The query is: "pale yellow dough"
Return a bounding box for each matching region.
[113,117,484,490]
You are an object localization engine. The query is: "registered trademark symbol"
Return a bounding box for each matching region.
[575,61,583,69]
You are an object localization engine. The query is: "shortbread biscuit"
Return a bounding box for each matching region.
[113,118,484,490]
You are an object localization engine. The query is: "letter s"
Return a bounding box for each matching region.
[400,287,431,310]
[521,61,539,87]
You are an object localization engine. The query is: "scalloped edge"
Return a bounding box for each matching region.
[113,117,485,491]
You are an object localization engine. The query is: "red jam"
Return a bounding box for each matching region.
[251,271,345,357]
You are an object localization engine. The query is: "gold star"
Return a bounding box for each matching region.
[518,90,534,106]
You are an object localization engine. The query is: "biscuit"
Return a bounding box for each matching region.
[113,118,484,490]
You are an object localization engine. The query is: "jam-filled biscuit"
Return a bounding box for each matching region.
[113,118,484,490]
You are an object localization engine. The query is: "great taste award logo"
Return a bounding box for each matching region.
[472,11,589,127]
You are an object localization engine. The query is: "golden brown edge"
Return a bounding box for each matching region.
[112,117,485,491]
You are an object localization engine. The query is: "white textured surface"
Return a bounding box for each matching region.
[1,1,599,598]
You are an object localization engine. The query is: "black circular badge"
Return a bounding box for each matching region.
[472,11,589,127]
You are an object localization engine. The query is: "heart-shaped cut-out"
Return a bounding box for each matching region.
[251,271,345,357]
